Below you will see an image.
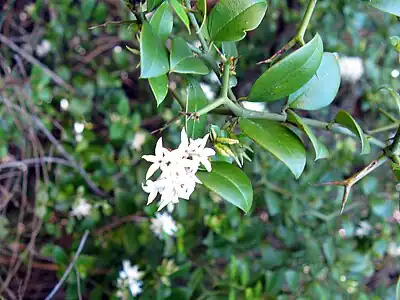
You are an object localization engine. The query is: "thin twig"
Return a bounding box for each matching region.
[0,33,76,94]
[0,98,108,197]
[44,230,90,300]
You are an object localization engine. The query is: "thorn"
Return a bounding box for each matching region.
[340,185,353,214]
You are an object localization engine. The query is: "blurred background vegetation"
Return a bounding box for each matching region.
[0,0,399,299]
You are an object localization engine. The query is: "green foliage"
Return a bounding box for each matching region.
[186,78,208,139]
[248,33,324,102]
[140,21,170,78]
[239,118,306,178]
[208,0,268,42]
[287,110,329,160]
[334,110,371,155]
[170,38,209,74]
[288,52,341,111]
[150,1,174,43]
[1,0,400,299]
[149,75,169,106]
[369,0,400,16]
[197,162,253,213]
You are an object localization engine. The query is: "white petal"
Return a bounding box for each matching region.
[157,198,170,211]
[142,155,157,163]
[180,128,189,149]
[202,148,216,157]
[155,137,164,157]
[146,163,159,179]
[147,190,157,205]
[202,159,212,172]
[199,134,210,149]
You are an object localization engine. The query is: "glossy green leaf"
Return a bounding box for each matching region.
[197,0,207,33]
[186,77,208,139]
[208,0,268,42]
[149,74,168,106]
[287,110,329,160]
[147,0,164,11]
[197,162,253,213]
[248,34,324,102]
[222,42,238,58]
[379,85,400,113]
[169,0,191,33]
[288,52,340,111]
[369,0,400,16]
[140,22,169,78]
[149,1,173,43]
[334,110,371,155]
[170,38,209,74]
[239,118,306,178]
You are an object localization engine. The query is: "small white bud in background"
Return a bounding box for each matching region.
[391,69,399,78]
[74,122,85,134]
[60,98,69,111]
[36,40,52,57]
[114,46,122,53]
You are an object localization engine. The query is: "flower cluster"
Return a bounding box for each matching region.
[70,198,92,218]
[116,261,144,299]
[142,129,215,212]
[150,213,178,239]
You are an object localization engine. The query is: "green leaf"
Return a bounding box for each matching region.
[186,77,208,139]
[239,118,306,178]
[287,110,329,160]
[140,22,169,78]
[285,270,300,292]
[170,38,209,74]
[169,0,191,33]
[147,0,163,11]
[369,0,400,16]
[222,42,238,58]
[149,74,169,106]
[150,1,173,43]
[248,34,324,102]
[208,0,268,42]
[197,162,253,213]
[197,0,207,34]
[82,0,96,20]
[334,110,371,155]
[288,52,341,111]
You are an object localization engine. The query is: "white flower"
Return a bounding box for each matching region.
[117,261,144,298]
[142,138,167,179]
[338,56,364,83]
[74,122,85,134]
[70,198,92,218]
[186,134,216,172]
[132,131,146,151]
[142,128,215,211]
[150,213,178,239]
[122,261,144,281]
[36,40,52,57]
[129,280,143,297]
[60,98,69,110]
[355,221,372,237]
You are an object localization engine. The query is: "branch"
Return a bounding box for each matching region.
[257,0,317,64]
[0,34,76,94]
[317,155,388,213]
[0,98,108,197]
[44,230,90,300]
